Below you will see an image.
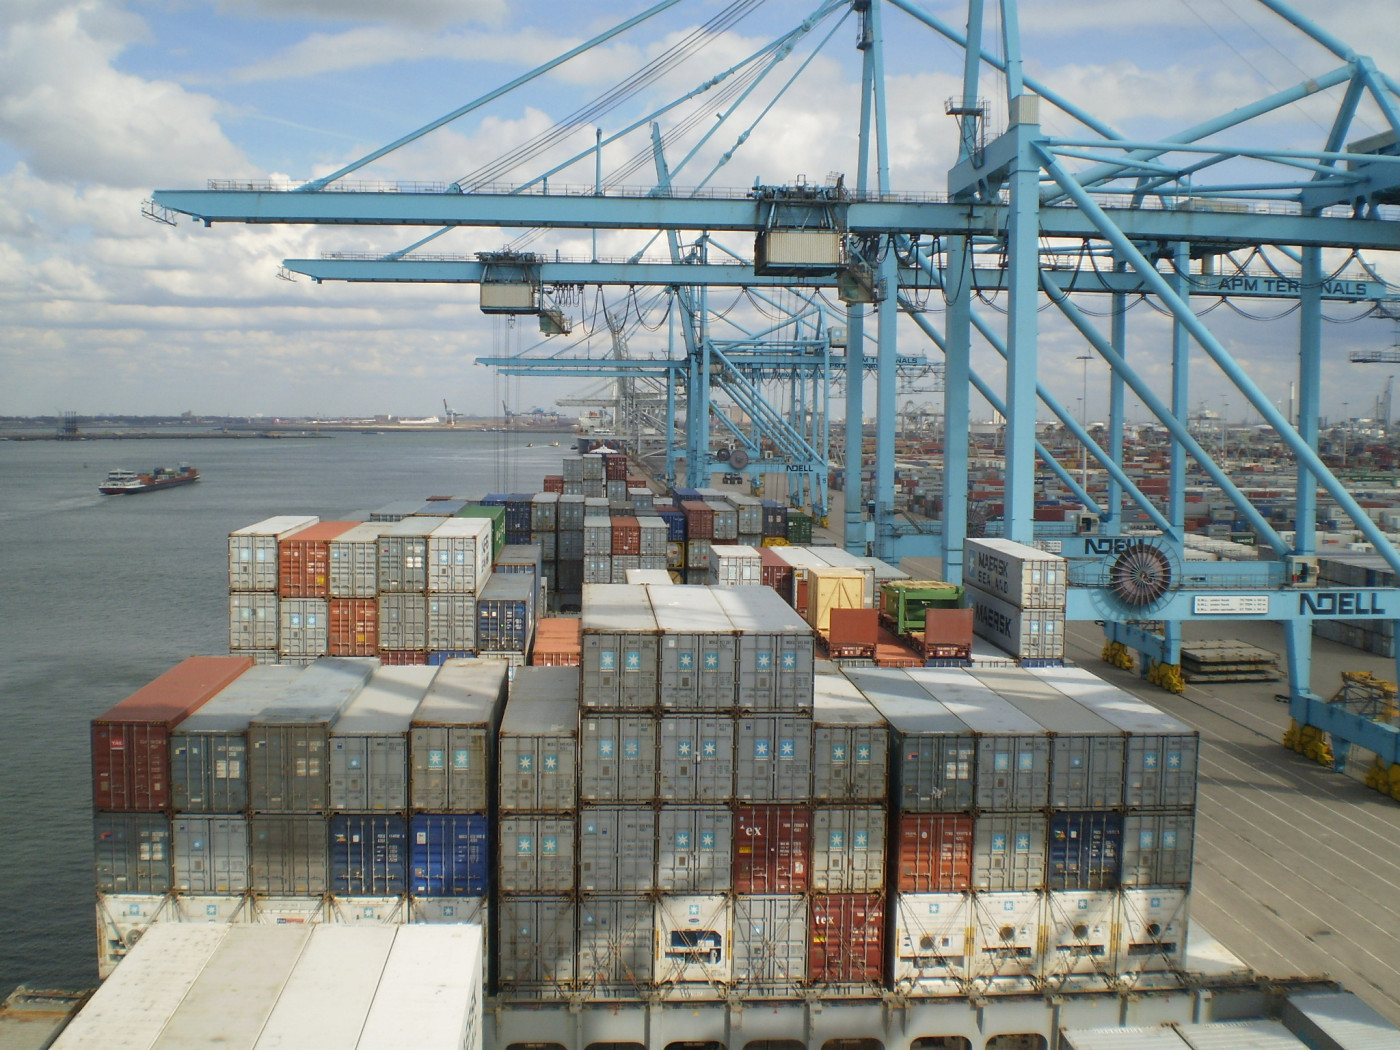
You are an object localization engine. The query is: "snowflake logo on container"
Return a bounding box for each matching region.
[781,652,796,671]
[623,739,640,759]
[1018,752,1034,772]
[676,740,694,759]
[991,833,1007,853]
[679,652,695,671]
[585,823,598,835]
[1016,834,1030,852]
[854,831,869,850]
[829,831,845,849]
[1163,830,1177,848]
[856,744,872,763]
[543,754,558,771]
[1144,751,1160,770]
[700,831,715,850]
[428,750,445,770]
[518,755,534,773]
[831,744,848,762]
[778,739,795,759]
[625,651,642,671]
[600,651,617,672]
[453,749,469,769]
[704,652,719,671]
[598,739,616,759]
[1003,900,1017,912]
[754,739,771,759]
[927,902,941,915]
[757,652,773,671]
[702,740,717,757]
[994,753,1011,772]
[675,831,692,849]
[1140,830,1155,849]
[517,836,534,855]
[1167,751,1182,770]
[542,837,558,855]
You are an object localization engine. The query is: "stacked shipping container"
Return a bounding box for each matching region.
[963,537,1068,662]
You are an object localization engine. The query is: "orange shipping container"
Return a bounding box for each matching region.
[328,598,378,656]
[532,617,582,667]
[278,521,360,598]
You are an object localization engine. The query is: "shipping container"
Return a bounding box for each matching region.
[230,516,318,592]
[965,583,1066,660]
[498,669,580,813]
[809,547,879,607]
[969,891,1043,981]
[759,546,796,602]
[475,573,536,653]
[711,505,738,541]
[808,893,885,987]
[708,544,762,586]
[72,921,233,1024]
[810,807,886,893]
[327,522,385,599]
[172,815,248,893]
[656,716,735,802]
[610,515,641,556]
[971,813,1049,892]
[170,664,301,813]
[1118,888,1189,970]
[230,591,280,651]
[579,714,658,802]
[376,518,435,594]
[1033,665,1200,809]
[426,593,477,651]
[532,617,582,667]
[711,585,816,714]
[845,667,976,813]
[635,515,669,555]
[410,659,508,813]
[278,597,329,658]
[686,537,713,570]
[1121,810,1196,888]
[557,494,587,532]
[733,804,812,894]
[811,668,889,802]
[93,655,254,812]
[576,896,654,996]
[248,814,329,894]
[895,814,974,893]
[94,813,171,893]
[655,806,734,893]
[733,714,813,801]
[426,517,494,595]
[648,586,739,711]
[371,500,429,523]
[247,658,376,813]
[730,895,807,994]
[1279,989,1398,1050]
[378,593,429,651]
[583,515,613,556]
[583,553,612,585]
[892,892,970,990]
[653,895,732,987]
[1044,889,1118,977]
[456,505,506,559]
[279,522,360,598]
[805,564,867,634]
[577,806,657,893]
[331,814,408,895]
[768,545,828,616]
[329,664,433,812]
[497,543,543,577]
[680,500,715,540]
[410,813,489,896]
[1049,811,1124,891]
[964,537,1068,608]
[530,492,559,532]
[356,925,485,1050]
[328,597,378,656]
[411,895,486,925]
[497,816,575,892]
[580,584,660,710]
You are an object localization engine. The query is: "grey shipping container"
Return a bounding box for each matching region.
[170,665,301,812]
[733,714,814,802]
[327,522,384,598]
[558,529,584,561]
[710,585,816,713]
[707,544,763,587]
[425,517,493,595]
[812,669,889,803]
[971,813,1049,892]
[711,506,738,540]
[910,667,1051,811]
[655,806,734,893]
[378,593,429,651]
[93,813,171,894]
[229,516,318,592]
[581,584,660,710]
[583,516,613,555]
[577,896,654,994]
[610,555,641,583]
[648,586,739,711]
[410,659,509,813]
[657,716,735,802]
[495,896,577,994]
[1279,990,1400,1050]
[965,584,1066,660]
[247,658,376,813]
[577,806,657,893]
[497,817,575,893]
[172,816,249,894]
[1033,665,1200,809]
[248,814,329,895]
[498,669,580,813]
[964,537,1068,608]
[636,516,669,556]
[558,495,586,531]
[579,714,658,802]
[584,554,612,585]
[531,493,559,532]
[426,594,477,651]
[376,518,434,593]
[329,664,434,812]
[731,895,809,994]
[972,666,1126,810]
[810,807,887,893]
[230,592,279,651]
[1121,810,1196,888]
[278,598,328,658]
[686,539,713,570]
[846,667,976,813]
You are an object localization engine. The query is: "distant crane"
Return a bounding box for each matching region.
[442,399,457,428]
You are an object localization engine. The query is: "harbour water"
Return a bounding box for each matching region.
[0,432,569,995]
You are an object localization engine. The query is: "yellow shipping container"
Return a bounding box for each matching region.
[805,564,866,634]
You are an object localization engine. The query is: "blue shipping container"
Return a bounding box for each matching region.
[475,573,536,652]
[1048,811,1123,891]
[480,494,510,506]
[427,650,476,665]
[411,814,490,896]
[657,509,687,542]
[331,814,408,895]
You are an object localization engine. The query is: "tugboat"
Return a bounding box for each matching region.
[99,464,200,495]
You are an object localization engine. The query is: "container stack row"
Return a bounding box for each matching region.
[963,537,1069,664]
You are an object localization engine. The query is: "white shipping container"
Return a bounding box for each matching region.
[257,924,399,1047]
[964,537,1067,609]
[969,891,1043,982]
[356,924,485,1050]
[707,544,763,587]
[1118,889,1189,972]
[94,893,176,979]
[892,892,970,992]
[653,895,732,988]
[230,592,279,651]
[966,583,1065,660]
[229,516,318,593]
[426,517,494,595]
[1043,889,1118,978]
[278,598,329,658]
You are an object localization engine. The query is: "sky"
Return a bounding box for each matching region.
[2,0,1399,423]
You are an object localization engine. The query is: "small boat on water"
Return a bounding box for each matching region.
[99,465,200,495]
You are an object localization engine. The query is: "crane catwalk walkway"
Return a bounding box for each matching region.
[1065,620,1400,1026]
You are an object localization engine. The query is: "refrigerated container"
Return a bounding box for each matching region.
[579,714,658,802]
[426,517,494,595]
[498,668,580,813]
[94,893,177,979]
[230,516,318,592]
[410,813,489,896]
[330,664,434,812]
[653,895,732,987]
[892,892,970,991]
[248,814,329,895]
[655,806,734,893]
[649,585,739,711]
[811,669,889,803]
[410,659,509,813]
[711,585,816,713]
[964,537,1068,608]
[732,804,812,894]
[969,891,1044,982]
[1043,889,1118,977]
[356,924,485,1050]
[1118,888,1189,971]
[172,815,248,893]
[580,584,660,710]
[810,807,886,893]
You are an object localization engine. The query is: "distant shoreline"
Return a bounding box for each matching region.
[2,426,577,441]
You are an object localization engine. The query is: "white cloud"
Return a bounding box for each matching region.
[213,0,507,31]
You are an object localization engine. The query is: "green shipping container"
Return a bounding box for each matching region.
[786,512,814,545]
[456,505,507,559]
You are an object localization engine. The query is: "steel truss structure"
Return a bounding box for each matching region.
[151,0,1400,766]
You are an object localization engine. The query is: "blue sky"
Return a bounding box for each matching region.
[1,0,1397,422]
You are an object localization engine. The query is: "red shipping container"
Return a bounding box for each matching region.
[610,516,641,556]
[91,655,253,812]
[759,547,794,603]
[542,475,565,494]
[278,521,359,598]
[532,617,582,667]
[378,649,428,666]
[829,608,879,648]
[733,805,812,894]
[794,574,809,618]
[328,598,378,656]
[681,500,715,540]
[923,608,974,652]
[896,814,974,892]
[809,894,885,985]
[604,453,628,481]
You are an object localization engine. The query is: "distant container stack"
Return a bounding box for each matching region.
[963,538,1068,664]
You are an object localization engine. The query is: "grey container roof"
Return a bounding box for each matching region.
[229,515,318,538]
[1031,665,1195,735]
[479,573,535,601]
[174,665,303,733]
[648,585,735,634]
[1060,1027,1188,1050]
[412,658,508,726]
[1282,990,1400,1050]
[331,665,437,736]
[813,671,887,728]
[966,666,1121,736]
[709,584,811,634]
[582,584,659,633]
[907,667,1048,735]
[249,657,376,726]
[377,516,438,538]
[843,668,973,736]
[966,536,1067,563]
[1177,1019,1309,1050]
[330,521,386,544]
[502,667,581,735]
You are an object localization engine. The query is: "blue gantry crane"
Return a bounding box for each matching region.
[150,0,1400,771]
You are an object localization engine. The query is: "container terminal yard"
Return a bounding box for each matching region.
[15,0,1400,1046]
